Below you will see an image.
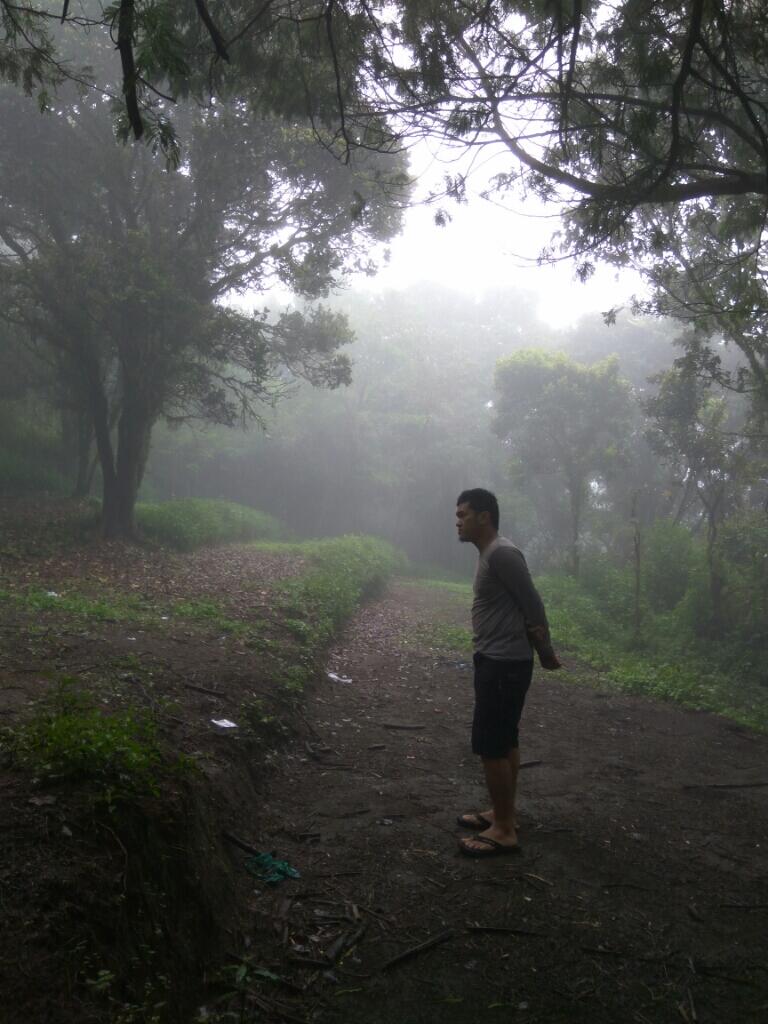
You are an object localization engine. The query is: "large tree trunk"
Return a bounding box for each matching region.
[82,340,157,540]
[103,399,153,539]
[88,376,119,538]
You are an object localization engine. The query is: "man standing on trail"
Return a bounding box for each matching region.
[455,488,561,857]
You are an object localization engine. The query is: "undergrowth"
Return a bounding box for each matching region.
[136,499,284,551]
[3,678,186,804]
[538,575,768,732]
[273,536,405,652]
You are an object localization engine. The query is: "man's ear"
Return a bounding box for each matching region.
[477,510,490,527]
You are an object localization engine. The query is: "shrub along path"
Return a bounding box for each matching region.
[229,580,768,1024]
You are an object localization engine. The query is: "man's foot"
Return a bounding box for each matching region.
[456,811,493,830]
[456,810,519,830]
[458,832,521,857]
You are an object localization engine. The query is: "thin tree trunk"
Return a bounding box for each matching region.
[630,491,643,646]
[702,486,725,631]
[567,478,584,577]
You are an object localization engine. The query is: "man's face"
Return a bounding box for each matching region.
[456,502,483,543]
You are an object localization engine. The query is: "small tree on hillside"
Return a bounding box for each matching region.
[493,351,633,576]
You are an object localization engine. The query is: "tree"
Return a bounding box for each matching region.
[0,82,407,536]
[644,366,755,626]
[493,350,633,576]
[8,5,768,330]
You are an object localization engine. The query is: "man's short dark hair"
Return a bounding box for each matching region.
[457,488,500,530]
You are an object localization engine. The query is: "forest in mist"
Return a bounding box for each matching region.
[1,0,767,699]
[3,272,767,698]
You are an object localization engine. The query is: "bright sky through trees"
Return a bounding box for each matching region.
[345,140,646,329]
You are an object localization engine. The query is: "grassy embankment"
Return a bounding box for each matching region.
[1,500,404,800]
[408,576,768,733]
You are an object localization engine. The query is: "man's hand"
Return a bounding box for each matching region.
[539,651,563,671]
[526,623,562,670]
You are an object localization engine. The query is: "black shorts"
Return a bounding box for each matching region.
[471,653,533,759]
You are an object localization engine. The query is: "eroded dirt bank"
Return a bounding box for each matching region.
[234,580,768,1024]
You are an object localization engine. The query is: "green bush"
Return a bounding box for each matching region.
[275,535,406,651]
[136,498,284,551]
[538,572,768,732]
[579,555,638,622]
[0,400,69,495]
[663,562,712,639]
[716,510,768,645]
[643,521,697,612]
[5,679,171,800]
[0,450,68,495]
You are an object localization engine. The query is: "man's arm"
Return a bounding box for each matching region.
[489,547,562,670]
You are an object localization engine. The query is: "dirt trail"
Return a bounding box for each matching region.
[239,580,768,1024]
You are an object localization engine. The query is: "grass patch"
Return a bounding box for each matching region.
[412,622,473,653]
[266,536,405,689]
[3,678,184,803]
[0,588,254,639]
[275,535,405,646]
[401,577,472,598]
[239,696,291,740]
[170,597,248,635]
[136,498,284,551]
[0,587,149,621]
[538,575,768,732]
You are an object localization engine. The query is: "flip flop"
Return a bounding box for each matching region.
[456,812,493,830]
[458,835,521,858]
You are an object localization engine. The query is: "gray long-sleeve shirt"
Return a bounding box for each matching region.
[472,537,552,661]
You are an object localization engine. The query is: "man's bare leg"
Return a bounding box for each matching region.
[462,747,520,851]
[469,747,520,830]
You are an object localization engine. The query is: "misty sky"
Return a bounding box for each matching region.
[349,141,646,328]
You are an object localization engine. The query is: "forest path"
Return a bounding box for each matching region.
[246,578,768,1024]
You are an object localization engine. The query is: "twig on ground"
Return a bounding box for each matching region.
[380,722,425,730]
[317,807,370,819]
[524,873,553,887]
[687,987,698,1023]
[683,781,768,789]
[184,682,227,698]
[467,924,544,937]
[221,830,260,856]
[380,930,453,971]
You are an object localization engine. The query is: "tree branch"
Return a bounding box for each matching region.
[116,0,143,140]
[193,0,230,62]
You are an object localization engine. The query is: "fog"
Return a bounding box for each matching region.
[0,60,765,692]
[344,140,647,329]
[144,284,680,574]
